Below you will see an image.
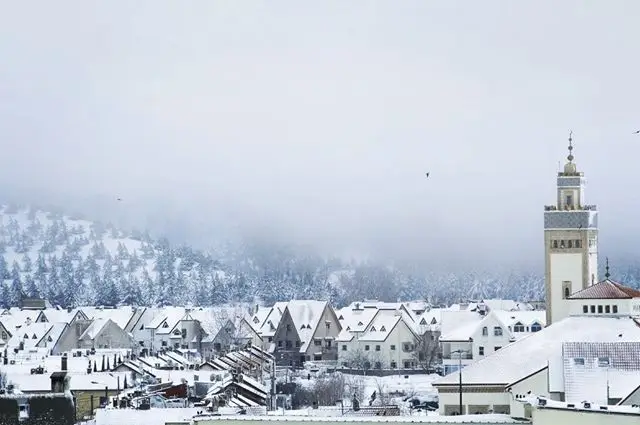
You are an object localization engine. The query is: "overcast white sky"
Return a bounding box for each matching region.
[1,1,639,269]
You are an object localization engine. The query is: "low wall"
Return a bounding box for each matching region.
[95,407,202,425]
[192,414,528,424]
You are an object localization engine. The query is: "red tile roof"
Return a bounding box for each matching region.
[568,279,640,300]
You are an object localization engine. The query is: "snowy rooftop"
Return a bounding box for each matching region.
[191,414,526,423]
[525,395,640,415]
[433,316,640,386]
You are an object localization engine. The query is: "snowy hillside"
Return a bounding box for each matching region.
[3,204,639,309]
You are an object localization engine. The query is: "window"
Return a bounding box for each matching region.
[493,327,503,336]
[47,336,52,342]
[268,337,273,343]
[375,345,381,351]
[162,321,169,328]
[325,340,332,348]
[278,340,283,347]
[564,286,570,299]
[590,305,596,313]
[560,240,566,248]
[566,194,573,206]
[32,334,37,339]
[140,324,144,330]
[295,340,300,348]
[613,305,618,314]
[513,322,525,332]
[390,345,396,351]
[573,357,585,366]
[597,305,603,314]
[403,343,413,352]
[404,361,411,368]
[314,339,322,346]
[370,326,376,332]
[286,324,291,331]
[552,240,558,249]
[253,316,259,323]
[567,240,573,248]
[380,326,386,332]
[582,305,588,313]
[365,345,370,351]
[531,322,542,332]
[494,346,502,351]
[479,346,484,356]
[482,327,488,336]
[1,332,6,340]
[390,361,397,369]
[341,345,347,351]
[326,322,331,330]
[285,340,292,349]
[597,357,610,367]
[605,305,611,314]
[375,362,382,369]
[139,341,144,346]
[161,340,167,347]
[575,240,581,248]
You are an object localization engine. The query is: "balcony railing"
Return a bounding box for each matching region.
[442,352,473,360]
[544,204,596,211]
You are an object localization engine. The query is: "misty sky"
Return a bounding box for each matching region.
[1,1,640,270]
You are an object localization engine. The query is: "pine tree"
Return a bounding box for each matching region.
[0,255,10,280]
[22,254,33,273]
[9,262,23,307]
[101,355,105,371]
[24,274,38,298]
[0,283,9,308]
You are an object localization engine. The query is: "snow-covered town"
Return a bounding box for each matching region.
[1,146,639,424]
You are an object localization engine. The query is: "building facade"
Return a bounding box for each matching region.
[544,134,599,325]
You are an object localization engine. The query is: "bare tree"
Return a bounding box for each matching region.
[344,374,365,404]
[411,330,441,370]
[343,347,383,375]
[0,369,6,389]
[201,305,252,354]
[372,377,390,406]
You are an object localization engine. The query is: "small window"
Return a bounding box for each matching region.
[597,305,603,314]
[493,327,503,336]
[162,321,169,328]
[482,327,488,336]
[295,340,300,347]
[574,357,585,366]
[605,305,610,313]
[597,357,610,367]
[268,337,273,343]
[531,322,542,332]
[564,286,571,298]
[390,361,397,369]
[278,340,283,347]
[582,305,588,313]
[590,305,596,313]
[326,322,330,330]
[286,324,291,331]
[365,345,370,351]
[161,340,167,347]
[567,240,573,248]
[380,326,386,332]
[552,240,558,249]
[560,240,566,248]
[370,326,376,332]
[575,240,581,248]
[479,346,484,356]
[566,194,573,206]
[341,345,347,351]
[494,346,502,351]
[325,340,331,348]
[285,340,292,348]
[613,305,618,314]
[390,344,396,351]
[32,334,37,339]
[314,339,321,346]
[375,361,382,369]
[375,345,381,351]
[253,316,259,324]
[513,322,525,332]
[47,336,52,342]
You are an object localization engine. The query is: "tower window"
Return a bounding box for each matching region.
[613,305,618,314]
[566,194,573,206]
[553,240,558,249]
[575,240,581,248]
[564,287,570,298]
[568,240,573,248]
[562,281,571,299]
[560,240,566,248]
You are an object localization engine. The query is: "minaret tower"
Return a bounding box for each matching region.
[544,132,599,325]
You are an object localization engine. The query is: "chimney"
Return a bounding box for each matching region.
[50,372,69,393]
[61,354,68,371]
[255,304,259,314]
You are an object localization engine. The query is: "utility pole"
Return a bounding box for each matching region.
[270,360,276,411]
[458,353,462,415]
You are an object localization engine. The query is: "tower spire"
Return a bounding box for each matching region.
[567,130,574,163]
[605,257,610,279]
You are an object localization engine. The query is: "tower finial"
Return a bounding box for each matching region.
[605,257,610,279]
[567,130,574,163]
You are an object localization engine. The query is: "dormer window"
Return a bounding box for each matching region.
[380,326,386,332]
[346,326,351,331]
[253,316,259,324]
[420,318,427,325]
[493,327,503,336]
[357,321,363,326]
[338,315,344,320]
[370,326,376,332]
[300,324,306,330]
[431,318,437,325]
[162,321,169,328]
[513,322,525,333]
[23,334,28,339]
[32,334,37,339]
[47,336,53,342]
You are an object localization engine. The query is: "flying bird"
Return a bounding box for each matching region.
[116,198,122,201]
[425,172,430,178]
[633,130,640,134]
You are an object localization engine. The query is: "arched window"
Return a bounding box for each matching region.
[531,322,542,332]
[482,326,488,336]
[564,286,571,298]
[513,322,525,332]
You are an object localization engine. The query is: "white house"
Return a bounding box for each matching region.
[432,315,640,417]
[567,276,640,316]
[338,308,420,370]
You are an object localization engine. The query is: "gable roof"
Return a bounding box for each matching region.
[568,279,640,300]
[283,300,327,352]
[433,316,640,387]
[37,323,68,348]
